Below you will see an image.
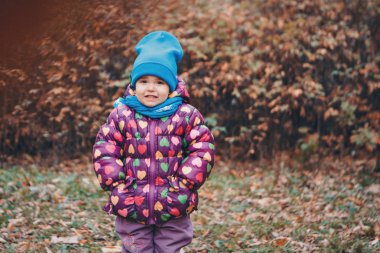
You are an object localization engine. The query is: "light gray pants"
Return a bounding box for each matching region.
[115,216,193,253]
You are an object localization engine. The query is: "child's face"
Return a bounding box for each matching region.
[134,75,170,107]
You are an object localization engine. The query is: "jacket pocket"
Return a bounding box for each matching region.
[164,176,198,221]
[109,180,137,219]
[166,187,196,218]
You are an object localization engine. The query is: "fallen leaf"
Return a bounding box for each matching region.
[365,184,380,194]
[272,237,290,246]
[255,197,274,208]
[348,196,364,206]
[101,246,122,253]
[50,235,80,244]
[374,221,380,237]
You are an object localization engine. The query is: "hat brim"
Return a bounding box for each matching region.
[130,62,177,92]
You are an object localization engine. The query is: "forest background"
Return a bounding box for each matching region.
[0,0,379,252]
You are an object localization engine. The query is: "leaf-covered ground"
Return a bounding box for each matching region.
[0,159,379,252]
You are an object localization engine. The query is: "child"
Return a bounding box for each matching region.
[93,31,215,253]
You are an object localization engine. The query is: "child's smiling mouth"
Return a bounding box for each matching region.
[145,95,158,98]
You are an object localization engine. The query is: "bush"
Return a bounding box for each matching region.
[0,0,379,161]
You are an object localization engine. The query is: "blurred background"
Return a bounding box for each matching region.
[0,0,379,252]
[0,0,379,165]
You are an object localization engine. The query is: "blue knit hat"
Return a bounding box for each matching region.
[130,31,183,92]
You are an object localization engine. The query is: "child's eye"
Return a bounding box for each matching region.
[157,81,165,85]
[139,80,148,84]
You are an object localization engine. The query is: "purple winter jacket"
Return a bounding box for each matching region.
[93,79,215,225]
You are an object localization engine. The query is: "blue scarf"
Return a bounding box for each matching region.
[114,96,183,119]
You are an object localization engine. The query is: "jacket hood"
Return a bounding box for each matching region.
[123,77,190,104]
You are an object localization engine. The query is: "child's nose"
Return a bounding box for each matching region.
[146,82,156,90]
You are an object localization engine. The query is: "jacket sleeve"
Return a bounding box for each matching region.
[93,107,134,191]
[175,108,215,191]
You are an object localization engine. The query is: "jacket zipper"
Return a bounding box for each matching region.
[148,119,156,224]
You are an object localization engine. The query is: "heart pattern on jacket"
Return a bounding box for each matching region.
[93,88,215,225]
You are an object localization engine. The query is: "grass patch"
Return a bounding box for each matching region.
[0,162,379,252]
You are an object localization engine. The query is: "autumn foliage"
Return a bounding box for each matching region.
[0,0,379,162]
